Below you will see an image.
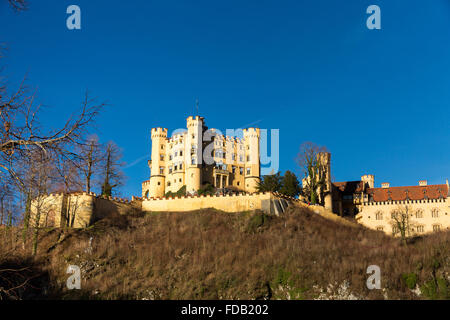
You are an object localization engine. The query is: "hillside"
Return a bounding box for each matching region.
[0,206,449,300]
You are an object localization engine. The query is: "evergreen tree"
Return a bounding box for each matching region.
[280,170,300,197]
[257,172,282,193]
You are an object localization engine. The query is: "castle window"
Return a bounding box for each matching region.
[237,182,240,186]
[159,167,164,174]
[392,226,398,234]
[247,145,250,150]
[431,209,439,218]
[179,164,183,170]
[415,209,423,219]
[246,168,251,175]
[240,167,244,175]
[179,178,182,182]
[375,211,383,220]
[175,152,178,157]
[191,158,196,165]
[232,154,236,161]
[433,224,441,232]
[174,165,178,171]
[240,155,243,162]
[161,145,164,150]
[232,166,236,174]
[247,155,250,162]
[169,155,172,160]
[167,182,171,186]
[157,182,161,186]
[169,167,172,174]
[416,225,424,233]
[376,226,384,231]
[180,151,183,156]
[160,155,164,161]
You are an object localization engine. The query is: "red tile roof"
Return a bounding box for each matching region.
[367,184,448,202]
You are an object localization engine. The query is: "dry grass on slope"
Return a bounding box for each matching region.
[1,206,449,300]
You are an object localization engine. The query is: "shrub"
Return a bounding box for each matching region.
[197,183,215,196]
[246,212,271,233]
[165,185,186,198]
[420,277,449,300]
[401,273,417,289]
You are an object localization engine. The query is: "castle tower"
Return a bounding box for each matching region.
[318,152,332,210]
[243,128,260,193]
[185,116,204,194]
[361,174,375,189]
[149,127,168,198]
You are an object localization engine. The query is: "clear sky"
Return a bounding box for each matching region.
[1,0,449,197]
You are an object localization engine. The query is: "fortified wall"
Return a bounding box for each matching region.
[31,192,297,228]
[134,192,295,216]
[30,192,137,228]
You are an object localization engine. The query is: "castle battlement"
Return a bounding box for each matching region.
[140,191,295,216]
[243,127,260,136]
[151,127,168,138]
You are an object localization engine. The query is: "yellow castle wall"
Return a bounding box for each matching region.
[355,197,450,236]
[141,192,274,213]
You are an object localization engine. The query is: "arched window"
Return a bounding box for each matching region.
[415,209,423,219]
[375,211,383,220]
[431,208,439,218]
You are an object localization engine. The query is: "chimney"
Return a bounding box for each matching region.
[381,182,390,189]
[419,180,427,186]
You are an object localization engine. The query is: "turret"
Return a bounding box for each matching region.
[361,174,375,189]
[148,127,168,197]
[318,152,332,210]
[185,116,204,194]
[243,127,260,193]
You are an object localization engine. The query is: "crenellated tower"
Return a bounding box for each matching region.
[361,174,375,189]
[149,127,168,198]
[318,152,332,210]
[243,127,261,193]
[185,116,204,194]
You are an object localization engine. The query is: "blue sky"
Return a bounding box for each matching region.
[1,0,449,197]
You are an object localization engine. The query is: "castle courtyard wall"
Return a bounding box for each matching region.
[140,192,293,216]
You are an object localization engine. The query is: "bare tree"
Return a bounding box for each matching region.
[0,81,104,191]
[77,135,102,193]
[23,149,56,255]
[296,142,328,205]
[99,141,125,197]
[390,205,416,246]
[53,153,83,193]
[7,0,27,11]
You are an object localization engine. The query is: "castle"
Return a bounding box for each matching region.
[29,117,448,237]
[142,116,261,198]
[311,153,450,236]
